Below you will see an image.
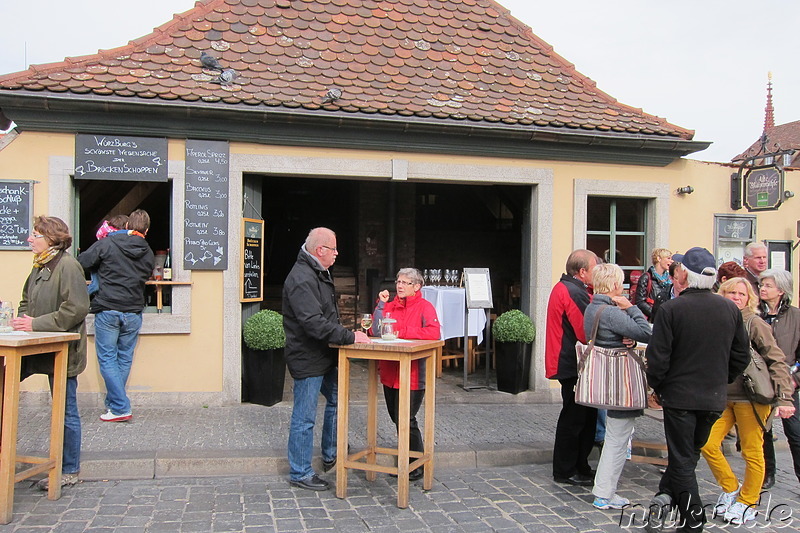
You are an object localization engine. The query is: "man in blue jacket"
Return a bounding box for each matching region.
[645,247,749,532]
[283,227,370,491]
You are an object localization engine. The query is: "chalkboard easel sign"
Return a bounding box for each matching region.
[0,180,33,250]
[241,218,264,302]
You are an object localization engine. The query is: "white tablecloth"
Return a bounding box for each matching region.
[421,286,487,344]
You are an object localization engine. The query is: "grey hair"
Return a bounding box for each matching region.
[681,263,717,290]
[760,268,793,305]
[744,241,767,257]
[303,227,335,253]
[397,267,424,286]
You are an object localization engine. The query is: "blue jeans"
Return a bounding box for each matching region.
[48,375,81,474]
[94,310,143,415]
[287,367,337,481]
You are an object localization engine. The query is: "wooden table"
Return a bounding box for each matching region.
[0,332,79,524]
[334,339,443,508]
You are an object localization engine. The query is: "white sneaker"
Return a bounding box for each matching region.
[100,410,132,422]
[714,487,739,515]
[593,494,630,509]
[724,501,757,525]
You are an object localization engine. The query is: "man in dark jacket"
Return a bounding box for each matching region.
[283,227,370,491]
[78,209,154,423]
[645,247,749,533]
[545,249,598,486]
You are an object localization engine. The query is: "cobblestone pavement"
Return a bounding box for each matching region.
[0,450,798,532]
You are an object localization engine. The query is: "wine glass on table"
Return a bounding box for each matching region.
[360,313,373,336]
[444,269,452,286]
[423,269,429,284]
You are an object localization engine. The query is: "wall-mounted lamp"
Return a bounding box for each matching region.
[676,186,694,195]
[784,190,795,199]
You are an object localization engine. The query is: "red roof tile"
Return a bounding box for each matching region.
[0,0,694,139]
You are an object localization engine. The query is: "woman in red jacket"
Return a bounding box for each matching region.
[372,267,441,480]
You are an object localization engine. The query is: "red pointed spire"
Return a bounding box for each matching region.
[763,72,775,134]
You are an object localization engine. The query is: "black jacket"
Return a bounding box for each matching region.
[635,266,671,322]
[282,248,355,379]
[645,288,750,411]
[78,231,155,314]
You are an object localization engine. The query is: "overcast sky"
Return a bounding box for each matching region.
[2,0,798,163]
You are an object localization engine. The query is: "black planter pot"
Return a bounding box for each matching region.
[495,341,532,394]
[242,345,286,406]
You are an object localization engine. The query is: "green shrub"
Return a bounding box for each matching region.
[243,310,286,350]
[492,310,535,344]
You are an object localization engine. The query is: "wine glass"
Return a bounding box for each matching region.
[423,269,429,284]
[434,269,442,285]
[360,313,373,335]
[452,269,459,286]
[444,269,452,286]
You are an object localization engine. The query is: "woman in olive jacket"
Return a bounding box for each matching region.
[13,216,89,489]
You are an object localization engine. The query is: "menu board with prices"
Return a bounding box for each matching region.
[0,181,33,250]
[183,140,229,270]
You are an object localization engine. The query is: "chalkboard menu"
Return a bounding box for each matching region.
[0,180,33,250]
[241,218,264,302]
[75,134,167,182]
[183,140,229,270]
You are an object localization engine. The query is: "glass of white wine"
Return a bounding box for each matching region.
[360,313,373,335]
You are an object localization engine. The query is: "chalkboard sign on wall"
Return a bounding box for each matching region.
[183,140,229,270]
[75,134,167,182]
[241,218,264,302]
[0,181,33,250]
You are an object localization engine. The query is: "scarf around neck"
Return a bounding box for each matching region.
[33,247,60,268]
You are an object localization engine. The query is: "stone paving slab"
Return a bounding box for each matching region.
[0,452,798,532]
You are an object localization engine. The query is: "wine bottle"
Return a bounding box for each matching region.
[163,248,173,281]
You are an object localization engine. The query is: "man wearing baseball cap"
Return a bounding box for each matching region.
[644,247,750,532]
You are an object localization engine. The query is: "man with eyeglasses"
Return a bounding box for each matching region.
[282,227,370,491]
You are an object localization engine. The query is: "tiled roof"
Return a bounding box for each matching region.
[733,120,800,167]
[0,0,694,140]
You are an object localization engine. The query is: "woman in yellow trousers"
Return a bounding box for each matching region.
[700,278,795,526]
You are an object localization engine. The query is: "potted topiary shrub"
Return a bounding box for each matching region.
[242,309,287,406]
[492,309,535,394]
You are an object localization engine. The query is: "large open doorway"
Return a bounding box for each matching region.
[253,176,526,322]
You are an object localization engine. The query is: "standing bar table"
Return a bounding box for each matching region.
[0,332,78,524]
[334,339,443,508]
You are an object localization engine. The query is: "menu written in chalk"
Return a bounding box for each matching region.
[241,218,264,302]
[0,181,33,250]
[75,134,167,182]
[183,139,229,270]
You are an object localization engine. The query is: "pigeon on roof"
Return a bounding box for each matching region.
[200,52,224,71]
[321,87,342,104]
[216,68,237,85]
